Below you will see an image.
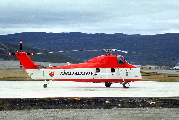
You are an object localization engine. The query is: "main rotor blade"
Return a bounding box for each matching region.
[27,53,35,55]
[120,50,178,61]
[58,50,70,52]
[8,53,15,55]
[72,50,98,52]
[36,52,44,54]
[36,51,59,54]
[121,51,128,53]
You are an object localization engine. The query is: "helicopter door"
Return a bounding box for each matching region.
[118,68,130,80]
[93,68,106,79]
[118,68,124,80]
[93,68,119,79]
[93,68,99,79]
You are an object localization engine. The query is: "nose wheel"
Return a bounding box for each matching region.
[43,84,47,88]
[43,80,52,88]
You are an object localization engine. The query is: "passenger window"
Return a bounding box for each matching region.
[111,68,115,72]
[96,68,100,72]
[126,70,128,76]
[126,72,128,76]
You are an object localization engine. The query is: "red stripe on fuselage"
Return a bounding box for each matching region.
[52,79,141,82]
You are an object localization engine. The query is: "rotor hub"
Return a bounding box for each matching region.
[104,49,116,55]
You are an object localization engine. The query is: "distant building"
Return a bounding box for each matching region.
[160,66,170,70]
[141,65,160,69]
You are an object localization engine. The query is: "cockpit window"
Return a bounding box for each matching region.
[117,55,125,64]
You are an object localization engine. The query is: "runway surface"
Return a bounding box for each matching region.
[0,81,179,98]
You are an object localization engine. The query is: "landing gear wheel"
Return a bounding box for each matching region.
[43,84,47,88]
[123,82,129,88]
[105,82,111,87]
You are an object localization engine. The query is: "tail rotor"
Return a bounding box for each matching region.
[8,40,35,68]
[20,40,22,52]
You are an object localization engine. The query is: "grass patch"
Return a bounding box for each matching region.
[0,71,34,81]
[0,72,30,78]
[142,75,179,82]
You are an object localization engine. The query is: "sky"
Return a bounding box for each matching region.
[0,0,179,35]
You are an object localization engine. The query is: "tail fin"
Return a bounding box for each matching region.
[15,52,41,69]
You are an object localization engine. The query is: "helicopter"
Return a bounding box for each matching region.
[8,40,142,88]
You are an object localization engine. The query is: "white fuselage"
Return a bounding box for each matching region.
[26,68,141,82]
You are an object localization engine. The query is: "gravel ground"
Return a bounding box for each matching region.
[1,108,179,120]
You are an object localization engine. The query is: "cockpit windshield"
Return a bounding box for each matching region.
[117,55,125,64]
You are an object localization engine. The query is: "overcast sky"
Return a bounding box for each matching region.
[0,0,179,35]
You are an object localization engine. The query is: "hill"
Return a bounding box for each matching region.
[0,42,82,63]
[0,32,179,66]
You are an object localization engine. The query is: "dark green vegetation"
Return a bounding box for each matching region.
[0,32,179,66]
[0,97,179,110]
[0,42,82,63]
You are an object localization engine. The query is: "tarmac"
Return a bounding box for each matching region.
[1,75,179,119]
[0,81,179,98]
